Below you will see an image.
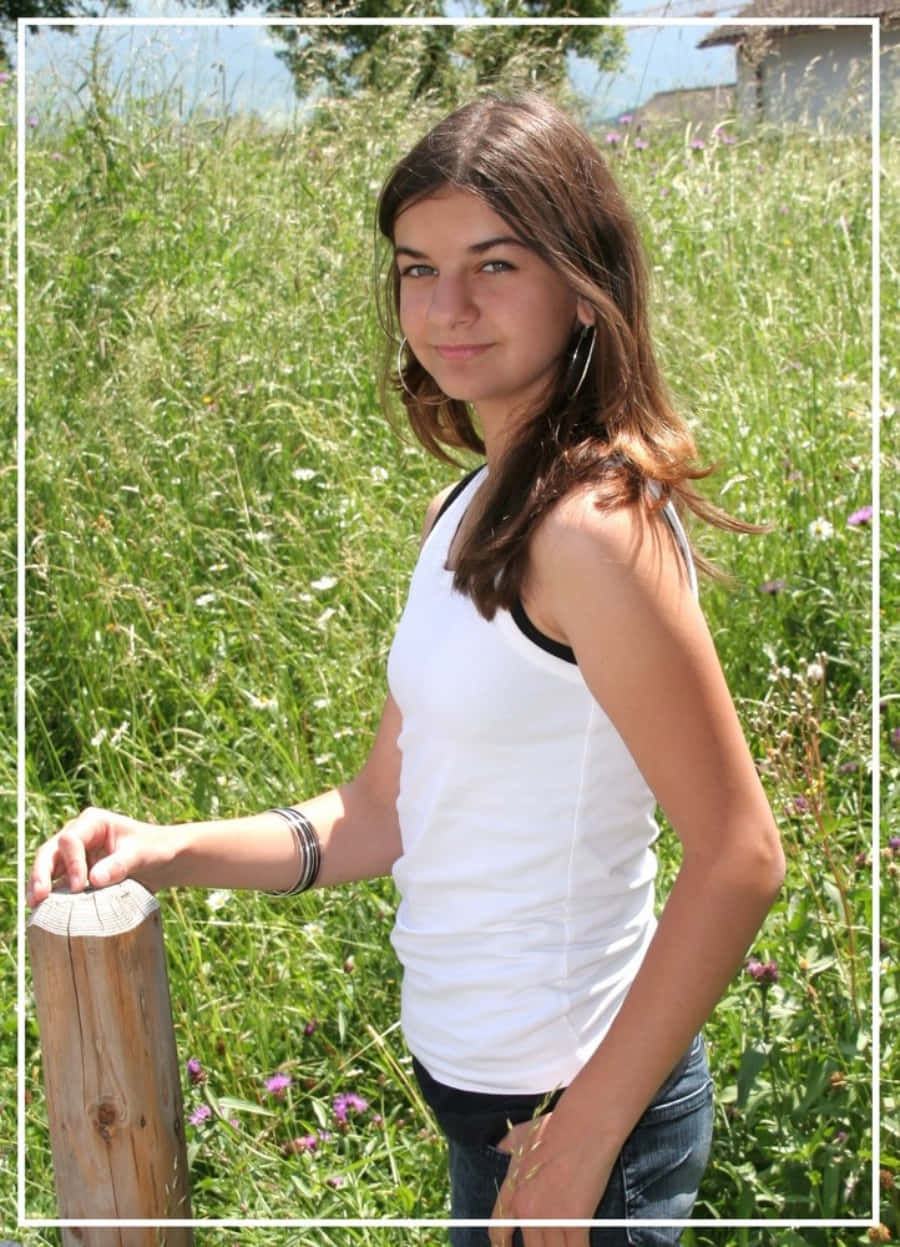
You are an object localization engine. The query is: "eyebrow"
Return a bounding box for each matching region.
[393,235,528,259]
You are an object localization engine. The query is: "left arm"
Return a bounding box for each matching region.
[490,497,784,1246]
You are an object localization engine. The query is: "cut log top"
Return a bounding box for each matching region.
[27,880,159,938]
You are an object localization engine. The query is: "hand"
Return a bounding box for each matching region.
[27,806,171,908]
[489,1112,614,1247]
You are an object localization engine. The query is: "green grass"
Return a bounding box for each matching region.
[2,53,894,1245]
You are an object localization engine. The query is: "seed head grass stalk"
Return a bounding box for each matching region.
[2,51,893,1240]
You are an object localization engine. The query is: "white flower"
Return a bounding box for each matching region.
[292,467,317,481]
[91,727,108,747]
[806,661,825,684]
[808,517,834,541]
[312,697,330,710]
[244,691,278,711]
[370,466,388,482]
[206,889,232,912]
[311,576,338,592]
[316,608,336,630]
[194,592,217,608]
[110,720,129,747]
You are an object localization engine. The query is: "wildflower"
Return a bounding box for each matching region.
[604,132,622,145]
[189,1104,212,1126]
[847,504,873,526]
[292,467,317,481]
[790,796,810,814]
[284,1134,318,1154]
[304,1019,319,1036]
[311,575,338,592]
[839,761,858,773]
[890,837,900,853]
[808,517,834,540]
[618,113,633,125]
[806,661,824,683]
[206,889,232,911]
[633,138,648,150]
[28,116,38,128]
[868,1225,891,1243]
[0,72,10,83]
[370,466,388,482]
[713,127,735,144]
[265,1073,292,1098]
[326,1175,345,1188]
[689,138,705,150]
[186,1057,205,1083]
[745,957,779,985]
[194,592,217,608]
[758,578,786,595]
[333,1092,368,1124]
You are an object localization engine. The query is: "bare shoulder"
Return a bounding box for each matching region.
[530,485,686,597]
[419,482,458,547]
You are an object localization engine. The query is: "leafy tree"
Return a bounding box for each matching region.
[202,0,625,105]
[1,0,128,67]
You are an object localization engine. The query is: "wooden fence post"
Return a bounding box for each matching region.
[27,881,193,1246]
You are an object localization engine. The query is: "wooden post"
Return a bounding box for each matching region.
[27,881,193,1246]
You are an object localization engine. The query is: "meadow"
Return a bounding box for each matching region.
[1,45,896,1246]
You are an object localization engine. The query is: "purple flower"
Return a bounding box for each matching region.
[791,795,811,814]
[605,131,622,145]
[891,727,900,754]
[690,138,705,150]
[189,1104,211,1126]
[847,505,873,527]
[284,1133,318,1154]
[27,116,37,128]
[264,1072,292,1098]
[758,578,786,595]
[839,761,859,774]
[746,957,779,986]
[304,1019,319,1036]
[618,113,633,125]
[326,1175,345,1188]
[0,72,10,84]
[713,127,735,144]
[634,137,649,150]
[333,1092,368,1123]
[890,837,900,854]
[660,186,671,197]
[186,1057,205,1084]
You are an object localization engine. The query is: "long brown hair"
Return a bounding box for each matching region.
[376,93,749,619]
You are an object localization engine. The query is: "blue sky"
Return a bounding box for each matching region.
[23,5,739,123]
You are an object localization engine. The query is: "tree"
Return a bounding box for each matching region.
[204,0,625,106]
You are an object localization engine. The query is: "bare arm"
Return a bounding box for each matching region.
[491,496,784,1241]
[27,479,463,910]
[27,691,404,906]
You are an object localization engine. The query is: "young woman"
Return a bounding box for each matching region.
[28,94,784,1246]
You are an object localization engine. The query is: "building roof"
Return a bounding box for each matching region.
[698,0,899,47]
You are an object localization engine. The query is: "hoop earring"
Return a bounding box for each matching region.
[567,324,596,400]
[396,336,447,408]
[397,336,416,400]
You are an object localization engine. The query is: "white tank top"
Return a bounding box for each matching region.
[387,468,697,1095]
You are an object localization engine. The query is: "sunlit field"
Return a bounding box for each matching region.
[2,45,897,1245]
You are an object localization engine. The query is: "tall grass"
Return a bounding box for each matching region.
[2,41,893,1243]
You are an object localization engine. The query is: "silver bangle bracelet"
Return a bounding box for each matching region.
[267,807,322,895]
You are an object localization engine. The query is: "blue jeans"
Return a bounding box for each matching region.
[445,1035,713,1246]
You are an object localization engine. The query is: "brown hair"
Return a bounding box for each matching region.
[376,93,749,619]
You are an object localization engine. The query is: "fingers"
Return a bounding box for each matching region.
[27,807,128,908]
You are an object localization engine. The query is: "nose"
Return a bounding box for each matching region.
[427,272,476,328]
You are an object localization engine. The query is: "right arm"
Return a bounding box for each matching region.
[27,480,458,910]
[27,691,404,906]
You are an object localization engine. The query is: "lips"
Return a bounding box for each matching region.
[433,344,492,361]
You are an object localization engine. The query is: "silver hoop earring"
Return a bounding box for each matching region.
[567,324,596,400]
[397,336,416,400]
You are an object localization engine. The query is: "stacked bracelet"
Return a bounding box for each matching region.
[267,807,322,895]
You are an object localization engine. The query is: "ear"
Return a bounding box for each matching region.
[575,298,594,328]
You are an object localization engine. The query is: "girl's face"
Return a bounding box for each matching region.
[393,187,590,432]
